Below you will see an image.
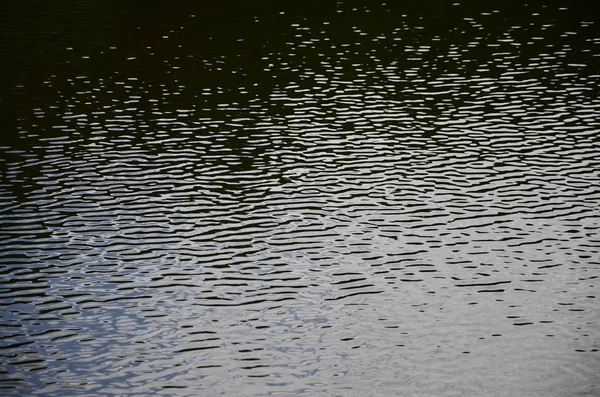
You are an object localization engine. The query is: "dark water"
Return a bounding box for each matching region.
[1,1,599,396]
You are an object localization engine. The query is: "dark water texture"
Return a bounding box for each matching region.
[1,1,599,396]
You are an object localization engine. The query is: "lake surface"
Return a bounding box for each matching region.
[1,1,599,396]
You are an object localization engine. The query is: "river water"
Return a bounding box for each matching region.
[1,1,599,396]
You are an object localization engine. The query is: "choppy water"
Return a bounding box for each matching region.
[1,1,599,396]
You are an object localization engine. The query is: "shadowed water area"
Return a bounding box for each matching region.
[1,1,599,396]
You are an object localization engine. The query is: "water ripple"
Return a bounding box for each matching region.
[1,1,599,396]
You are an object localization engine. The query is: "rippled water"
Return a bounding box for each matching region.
[1,1,599,396]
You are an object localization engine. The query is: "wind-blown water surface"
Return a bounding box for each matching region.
[1,1,599,396]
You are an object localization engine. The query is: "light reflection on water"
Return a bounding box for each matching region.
[1,1,599,396]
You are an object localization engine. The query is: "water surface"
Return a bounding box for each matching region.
[1,1,599,396]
